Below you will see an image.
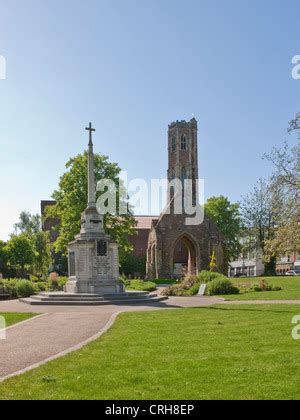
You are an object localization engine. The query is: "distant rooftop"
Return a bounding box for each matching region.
[134,216,158,230]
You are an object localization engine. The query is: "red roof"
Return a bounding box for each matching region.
[135,216,158,230]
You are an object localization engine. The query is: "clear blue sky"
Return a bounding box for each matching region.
[0,0,299,240]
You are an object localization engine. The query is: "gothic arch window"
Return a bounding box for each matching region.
[181,135,187,150]
[171,136,177,152]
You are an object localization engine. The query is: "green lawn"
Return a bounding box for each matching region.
[0,312,37,327]
[1,305,300,400]
[223,276,300,301]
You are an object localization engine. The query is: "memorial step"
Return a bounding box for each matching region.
[20,294,167,306]
[38,291,149,299]
[27,293,157,303]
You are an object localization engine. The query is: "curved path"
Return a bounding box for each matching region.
[0,295,221,381]
[1,295,300,381]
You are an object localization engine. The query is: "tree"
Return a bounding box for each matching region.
[204,196,241,262]
[263,141,298,191]
[120,253,146,277]
[46,152,137,255]
[13,212,52,278]
[5,234,35,277]
[265,215,300,257]
[263,139,299,258]
[14,211,41,235]
[32,231,52,278]
[0,240,8,275]
[240,179,283,275]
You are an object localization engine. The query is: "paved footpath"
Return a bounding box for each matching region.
[1,295,300,381]
[0,295,221,380]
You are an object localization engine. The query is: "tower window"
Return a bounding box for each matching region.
[181,135,187,150]
[181,167,187,181]
[171,136,177,152]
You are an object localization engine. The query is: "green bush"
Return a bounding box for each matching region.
[58,277,68,290]
[197,271,227,283]
[162,276,200,297]
[15,280,35,298]
[250,279,282,293]
[162,284,184,297]
[0,279,18,298]
[0,278,45,298]
[48,276,68,291]
[49,278,59,291]
[207,279,239,296]
[29,275,41,282]
[34,282,47,292]
[120,254,146,277]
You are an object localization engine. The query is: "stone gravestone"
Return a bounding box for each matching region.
[198,284,207,296]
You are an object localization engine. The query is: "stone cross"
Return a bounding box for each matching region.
[86,123,96,209]
[86,122,96,146]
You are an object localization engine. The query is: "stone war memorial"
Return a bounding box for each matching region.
[21,124,165,306]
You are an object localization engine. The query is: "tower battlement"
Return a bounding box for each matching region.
[168,118,197,129]
[167,118,199,207]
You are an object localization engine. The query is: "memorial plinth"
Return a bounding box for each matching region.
[65,211,123,295]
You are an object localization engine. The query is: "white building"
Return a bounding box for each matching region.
[228,257,264,278]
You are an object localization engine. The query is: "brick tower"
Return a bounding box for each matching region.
[167,117,199,207]
[146,118,225,280]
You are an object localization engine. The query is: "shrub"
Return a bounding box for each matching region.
[34,282,47,292]
[58,276,68,290]
[207,279,239,296]
[15,280,35,298]
[162,284,184,297]
[29,275,41,282]
[162,276,200,296]
[120,254,146,277]
[0,279,18,298]
[197,271,227,284]
[250,279,282,293]
[49,278,59,291]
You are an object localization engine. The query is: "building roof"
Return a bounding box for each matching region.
[135,216,158,230]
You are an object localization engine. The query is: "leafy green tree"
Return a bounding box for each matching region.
[32,231,52,278]
[46,152,136,255]
[0,240,8,275]
[263,141,299,258]
[14,211,41,235]
[265,214,300,257]
[13,212,52,278]
[205,196,241,262]
[240,179,283,275]
[120,253,146,277]
[5,234,35,277]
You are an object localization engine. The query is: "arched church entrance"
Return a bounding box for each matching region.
[172,234,197,278]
